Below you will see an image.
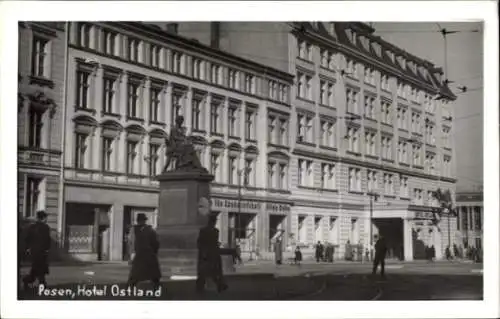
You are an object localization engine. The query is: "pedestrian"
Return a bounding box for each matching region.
[22,210,51,290]
[196,214,228,293]
[315,241,323,263]
[364,248,370,263]
[323,241,329,262]
[453,244,459,259]
[372,235,387,279]
[274,238,283,265]
[234,242,243,265]
[327,243,334,262]
[127,213,161,289]
[445,246,452,260]
[294,246,302,266]
[345,240,352,261]
[430,245,436,262]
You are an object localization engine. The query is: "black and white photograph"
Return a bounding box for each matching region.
[1,1,498,319]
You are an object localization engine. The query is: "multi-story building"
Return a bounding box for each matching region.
[455,191,483,251]
[18,22,66,241]
[61,22,294,261]
[175,22,458,260]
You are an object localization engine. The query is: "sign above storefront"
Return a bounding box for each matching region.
[266,203,291,213]
[414,211,433,220]
[211,198,261,211]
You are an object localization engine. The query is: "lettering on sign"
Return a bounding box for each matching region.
[414,211,433,220]
[265,203,291,213]
[211,198,261,211]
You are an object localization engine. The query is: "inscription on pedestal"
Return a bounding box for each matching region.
[160,188,188,225]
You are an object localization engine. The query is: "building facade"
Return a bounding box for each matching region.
[18,22,66,242]
[175,22,458,260]
[62,22,294,261]
[455,191,483,251]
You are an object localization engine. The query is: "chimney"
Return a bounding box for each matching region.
[211,22,221,49]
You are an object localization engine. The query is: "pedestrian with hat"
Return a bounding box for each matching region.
[127,213,161,289]
[22,210,51,290]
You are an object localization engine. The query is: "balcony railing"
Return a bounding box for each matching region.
[18,147,61,167]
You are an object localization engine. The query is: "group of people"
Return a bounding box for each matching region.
[21,201,229,294]
[314,241,335,263]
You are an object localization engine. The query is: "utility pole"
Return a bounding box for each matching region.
[368,192,379,259]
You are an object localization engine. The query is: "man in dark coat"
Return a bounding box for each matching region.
[372,235,388,278]
[127,213,161,288]
[274,238,283,265]
[22,210,51,290]
[315,241,324,263]
[196,214,227,293]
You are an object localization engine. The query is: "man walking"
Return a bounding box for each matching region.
[22,210,51,290]
[274,238,283,265]
[315,241,324,263]
[372,235,387,279]
[127,213,161,289]
[196,214,228,293]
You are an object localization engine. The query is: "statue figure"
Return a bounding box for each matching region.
[163,116,207,173]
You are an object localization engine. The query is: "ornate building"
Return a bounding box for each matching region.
[61,22,293,261]
[18,22,66,242]
[175,22,458,260]
[455,191,483,251]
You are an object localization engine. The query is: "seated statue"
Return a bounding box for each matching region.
[163,116,207,173]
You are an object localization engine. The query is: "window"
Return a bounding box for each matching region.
[365,132,376,156]
[381,136,392,160]
[278,164,287,190]
[348,167,361,192]
[127,82,140,118]
[78,23,91,47]
[279,119,288,146]
[398,141,409,163]
[413,145,422,166]
[191,99,202,131]
[305,75,312,100]
[229,69,238,89]
[149,86,161,122]
[321,163,336,189]
[192,58,203,80]
[364,96,376,119]
[425,153,436,174]
[320,80,326,105]
[103,30,116,55]
[172,51,182,74]
[76,70,91,109]
[298,159,313,187]
[381,101,391,123]
[211,153,221,182]
[150,45,160,68]
[399,175,409,198]
[128,38,140,62]
[244,158,255,186]
[102,76,116,114]
[32,37,49,78]
[279,84,288,103]
[171,94,183,124]
[268,116,276,143]
[397,81,405,98]
[210,64,220,84]
[297,72,312,100]
[347,127,359,153]
[298,40,312,60]
[126,141,138,174]
[245,109,255,140]
[101,137,113,171]
[413,188,423,205]
[244,74,255,94]
[474,207,482,231]
[210,102,221,134]
[346,88,359,114]
[384,173,394,195]
[320,49,328,68]
[229,157,237,185]
[425,123,435,145]
[411,112,421,134]
[381,74,389,91]
[397,107,407,130]
[28,108,44,148]
[74,132,88,169]
[228,107,237,137]
[148,143,159,176]
[443,156,451,177]
[25,177,42,218]
[367,170,377,192]
[267,162,275,188]
[364,67,373,84]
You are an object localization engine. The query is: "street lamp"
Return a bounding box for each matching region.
[368,192,379,253]
[235,167,251,249]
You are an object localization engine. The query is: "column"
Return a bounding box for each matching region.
[110,203,124,261]
[118,130,127,173]
[185,88,193,134]
[92,126,101,171]
[165,83,173,131]
[205,94,212,135]
[223,98,229,141]
[120,72,128,117]
[205,145,211,173]
[141,135,150,176]
[240,102,246,143]
[95,66,104,116]
[143,77,151,123]
[222,149,228,185]
[403,218,413,261]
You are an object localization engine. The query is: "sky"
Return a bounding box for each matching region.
[371,22,484,192]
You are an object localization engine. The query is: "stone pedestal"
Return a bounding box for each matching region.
[156,170,235,277]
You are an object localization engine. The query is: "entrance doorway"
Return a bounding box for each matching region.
[373,218,404,260]
[269,214,286,251]
[228,212,256,253]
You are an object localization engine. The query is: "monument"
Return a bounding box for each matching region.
[155,116,234,277]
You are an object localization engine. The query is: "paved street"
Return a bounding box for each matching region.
[19,260,482,300]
